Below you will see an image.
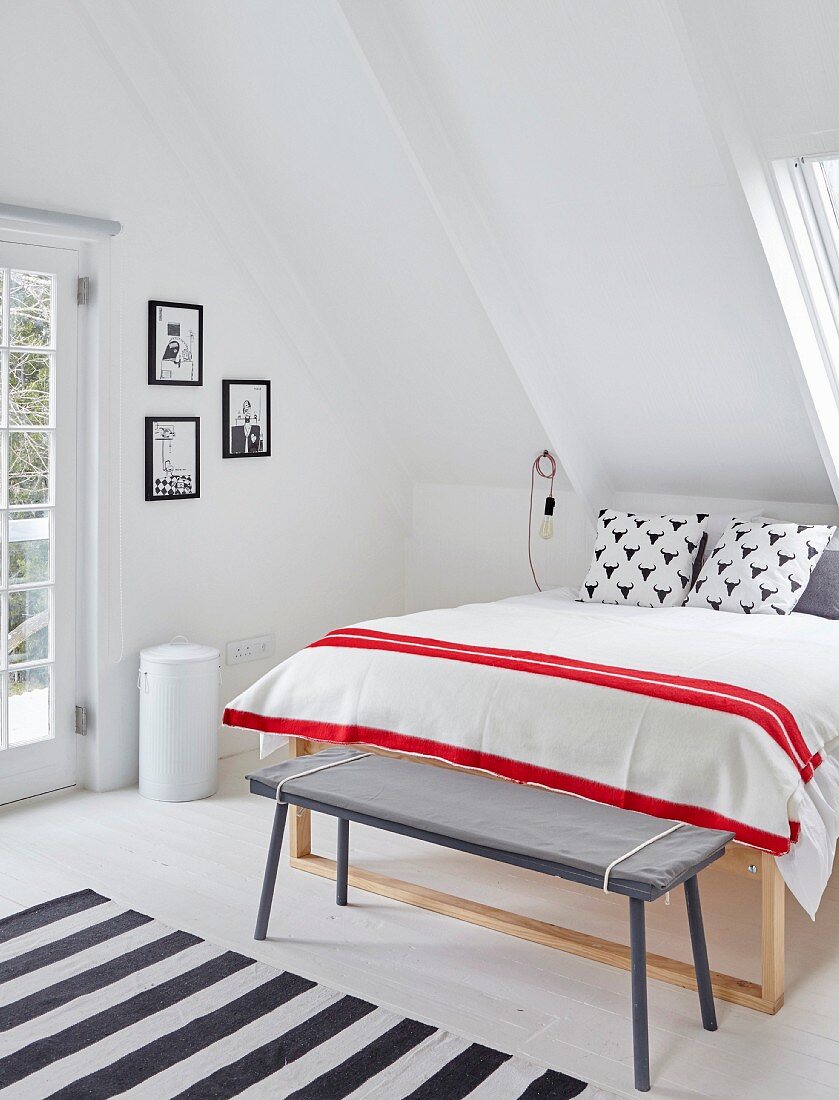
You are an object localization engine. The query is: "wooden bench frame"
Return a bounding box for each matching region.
[286,738,785,1015]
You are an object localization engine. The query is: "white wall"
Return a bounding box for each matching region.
[0,1,407,789]
[407,485,839,611]
[613,491,839,530]
[74,0,839,512]
[703,0,839,160]
[406,484,591,611]
[6,1,839,791]
[132,0,554,494]
[376,0,834,507]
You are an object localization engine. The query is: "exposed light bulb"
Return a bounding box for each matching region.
[539,496,556,540]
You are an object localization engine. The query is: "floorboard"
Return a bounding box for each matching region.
[1,749,837,1098]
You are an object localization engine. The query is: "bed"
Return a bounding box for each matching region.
[224,587,839,1013]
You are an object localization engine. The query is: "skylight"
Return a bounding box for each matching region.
[770,154,839,415]
[793,156,839,345]
[804,157,839,323]
[767,153,839,492]
[818,158,839,223]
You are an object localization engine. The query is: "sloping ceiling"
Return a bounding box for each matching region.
[366,0,833,504]
[132,0,559,491]
[125,0,836,506]
[704,0,839,158]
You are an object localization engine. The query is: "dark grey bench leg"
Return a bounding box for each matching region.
[629,896,650,1092]
[254,803,288,941]
[336,817,349,906]
[684,874,717,1032]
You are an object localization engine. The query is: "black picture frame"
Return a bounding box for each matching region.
[148,300,203,386]
[222,379,272,459]
[145,416,201,501]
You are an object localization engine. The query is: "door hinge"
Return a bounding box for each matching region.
[77,276,90,306]
[75,705,88,736]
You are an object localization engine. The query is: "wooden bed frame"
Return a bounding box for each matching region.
[285,738,785,1014]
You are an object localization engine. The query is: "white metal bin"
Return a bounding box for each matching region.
[139,638,221,801]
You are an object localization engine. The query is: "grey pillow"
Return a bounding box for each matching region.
[795,549,839,619]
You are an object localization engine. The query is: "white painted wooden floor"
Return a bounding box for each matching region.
[2,750,839,1099]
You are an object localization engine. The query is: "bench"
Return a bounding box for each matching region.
[248,747,733,1092]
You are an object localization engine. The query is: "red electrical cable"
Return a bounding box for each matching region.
[528,450,557,592]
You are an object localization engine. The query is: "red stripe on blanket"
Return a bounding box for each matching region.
[326,628,815,769]
[223,708,797,854]
[315,629,820,782]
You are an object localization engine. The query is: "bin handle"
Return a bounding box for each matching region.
[170,634,190,645]
[137,671,149,693]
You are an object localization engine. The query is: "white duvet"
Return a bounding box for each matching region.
[225,588,839,916]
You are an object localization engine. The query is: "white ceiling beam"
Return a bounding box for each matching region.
[667,0,839,509]
[336,0,611,523]
[75,0,413,532]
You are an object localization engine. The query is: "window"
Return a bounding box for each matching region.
[796,157,839,338]
[772,154,839,425]
[0,240,78,805]
[0,265,54,748]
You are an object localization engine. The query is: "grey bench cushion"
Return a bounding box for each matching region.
[248,747,733,898]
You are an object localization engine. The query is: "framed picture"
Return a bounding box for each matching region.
[222,379,271,458]
[145,417,200,501]
[148,300,203,386]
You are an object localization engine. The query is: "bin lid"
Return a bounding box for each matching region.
[141,638,220,666]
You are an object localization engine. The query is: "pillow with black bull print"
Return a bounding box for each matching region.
[578,509,708,608]
[686,519,835,615]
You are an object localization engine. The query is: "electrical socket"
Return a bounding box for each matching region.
[226,633,275,666]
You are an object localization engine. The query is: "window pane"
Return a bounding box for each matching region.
[8,665,50,746]
[9,270,52,348]
[9,352,51,426]
[9,431,50,505]
[0,269,5,346]
[9,510,50,586]
[821,158,839,223]
[9,586,49,665]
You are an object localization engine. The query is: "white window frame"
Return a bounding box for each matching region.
[775,155,839,409]
[0,207,119,794]
[0,239,78,803]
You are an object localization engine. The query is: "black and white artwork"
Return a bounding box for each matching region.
[145,417,201,501]
[148,301,203,386]
[222,380,271,458]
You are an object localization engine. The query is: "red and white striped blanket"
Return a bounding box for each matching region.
[224,589,839,899]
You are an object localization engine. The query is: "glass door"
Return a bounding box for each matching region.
[0,240,77,804]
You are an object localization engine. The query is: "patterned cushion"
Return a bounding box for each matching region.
[579,509,708,608]
[686,520,836,615]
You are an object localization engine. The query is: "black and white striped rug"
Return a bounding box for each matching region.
[0,890,589,1098]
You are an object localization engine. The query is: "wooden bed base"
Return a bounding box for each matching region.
[286,739,785,1014]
